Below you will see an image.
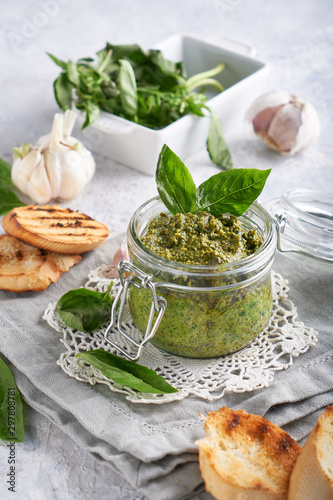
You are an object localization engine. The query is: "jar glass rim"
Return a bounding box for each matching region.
[128,196,276,278]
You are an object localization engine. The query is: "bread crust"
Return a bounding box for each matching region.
[0,234,81,292]
[2,205,109,254]
[196,407,301,500]
[288,406,333,500]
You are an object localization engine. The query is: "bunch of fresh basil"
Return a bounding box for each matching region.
[48,43,232,169]
[0,157,26,216]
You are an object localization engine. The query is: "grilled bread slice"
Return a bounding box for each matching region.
[0,234,81,292]
[196,407,301,500]
[288,406,333,500]
[2,205,109,254]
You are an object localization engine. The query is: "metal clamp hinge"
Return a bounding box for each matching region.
[274,212,287,252]
[104,261,166,361]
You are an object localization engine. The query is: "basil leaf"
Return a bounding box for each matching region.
[149,49,181,76]
[156,144,197,215]
[76,349,178,394]
[47,52,67,70]
[102,43,147,65]
[0,157,12,187]
[0,189,26,216]
[197,168,271,216]
[0,357,24,442]
[186,95,206,117]
[53,72,74,111]
[206,110,233,170]
[81,100,100,129]
[0,157,26,216]
[118,59,138,116]
[56,283,114,333]
[66,60,80,86]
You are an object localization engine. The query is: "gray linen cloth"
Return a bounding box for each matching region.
[0,235,332,500]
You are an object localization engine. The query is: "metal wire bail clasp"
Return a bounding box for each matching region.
[104,261,167,361]
[274,212,287,252]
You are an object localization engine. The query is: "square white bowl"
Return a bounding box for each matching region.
[76,34,270,175]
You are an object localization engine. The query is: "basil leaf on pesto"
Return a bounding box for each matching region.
[156,144,197,215]
[206,109,233,170]
[196,168,271,217]
[0,357,24,442]
[56,282,114,333]
[76,349,178,394]
[156,145,270,217]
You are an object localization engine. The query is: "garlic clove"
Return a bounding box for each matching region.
[266,102,303,153]
[44,147,63,199]
[112,239,130,277]
[246,90,320,155]
[290,101,320,154]
[56,146,95,200]
[252,105,283,134]
[245,90,291,123]
[113,239,130,269]
[25,155,53,204]
[11,148,38,193]
[12,148,52,204]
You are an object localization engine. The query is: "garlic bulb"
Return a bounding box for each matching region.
[246,90,320,155]
[11,110,95,204]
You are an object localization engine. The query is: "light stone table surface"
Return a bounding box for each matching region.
[0,0,332,499]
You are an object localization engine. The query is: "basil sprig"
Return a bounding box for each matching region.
[0,157,26,216]
[76,349,178,394]
[156,145,270,217]
[0,357,24,442]
[48,43,233,169]
[206,110,233,170]
[56,282,114,333]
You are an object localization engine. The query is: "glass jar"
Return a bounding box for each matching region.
[125,196,277,358]
[269,189,333,271]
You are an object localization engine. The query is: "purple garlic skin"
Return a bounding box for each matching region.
[246,90,320,155]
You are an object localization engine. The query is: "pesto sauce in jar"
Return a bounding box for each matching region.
[129,277,272,358]
[128,210,272,359]
[141,211,263,265]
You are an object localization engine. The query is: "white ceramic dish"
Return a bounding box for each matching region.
[76,34,270,175]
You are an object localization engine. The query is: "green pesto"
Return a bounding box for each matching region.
[128,211,272,359]
[141,211,263,265]
[129,274,272,358]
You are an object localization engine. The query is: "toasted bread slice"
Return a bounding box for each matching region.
[0,234,81,292]
[195,407,301,500]
[2,205,109,254]
[288,406,333,500]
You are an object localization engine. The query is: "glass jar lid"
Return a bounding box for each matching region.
[267,189,333,271]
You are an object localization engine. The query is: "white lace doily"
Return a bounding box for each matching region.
[43,266,318,404]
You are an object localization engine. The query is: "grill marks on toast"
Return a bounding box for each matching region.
[2,205,109,253]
